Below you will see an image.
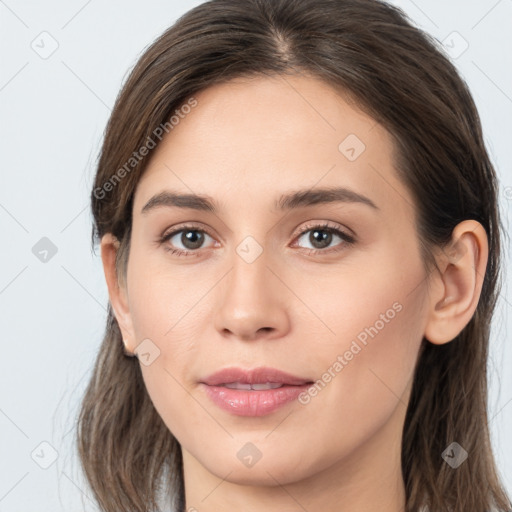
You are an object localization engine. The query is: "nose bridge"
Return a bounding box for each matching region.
[227,237,272,306]
[214,235,289,340]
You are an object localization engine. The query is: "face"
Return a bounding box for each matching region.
[117,74,431,486]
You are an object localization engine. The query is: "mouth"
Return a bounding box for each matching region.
[220,382,288,390]
[200,366,314,387]
[199,366,315,417]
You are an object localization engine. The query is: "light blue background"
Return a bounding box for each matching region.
[1,0,511,510]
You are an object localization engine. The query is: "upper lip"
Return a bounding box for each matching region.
[200,366,314,386]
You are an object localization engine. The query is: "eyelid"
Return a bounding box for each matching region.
[158,223,219,257]
[161,222,215,240]
[291,220,354,241]
[289,220,356,254]
[160,221,350,242]
[159,220,356,256]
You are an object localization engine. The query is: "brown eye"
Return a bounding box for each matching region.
[306,228,334,249]
[294,223,356,254]
[177,230,205,250]
[159,225,216,256]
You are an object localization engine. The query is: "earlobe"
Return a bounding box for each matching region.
[424,220,488,345]
[100,233,136,353]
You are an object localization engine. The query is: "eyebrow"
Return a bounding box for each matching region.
[140,186,379,214]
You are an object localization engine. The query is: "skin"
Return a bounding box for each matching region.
[101,74,488,512]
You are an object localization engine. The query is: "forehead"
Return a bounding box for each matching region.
[134,74,413,219]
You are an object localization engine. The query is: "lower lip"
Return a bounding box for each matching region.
[201,383,311,417]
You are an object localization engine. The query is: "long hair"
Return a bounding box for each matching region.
[77,1,512,511]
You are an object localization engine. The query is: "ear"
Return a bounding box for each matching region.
[100,233,136,354]
[424,220,489,345]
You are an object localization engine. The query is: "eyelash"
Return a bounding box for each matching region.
[158,222,356,258]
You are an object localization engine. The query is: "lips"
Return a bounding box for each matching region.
[199,366,315,416]
[200,366,313,387]
[223,382,284,390]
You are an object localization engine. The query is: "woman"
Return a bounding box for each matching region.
[77,0,512,511]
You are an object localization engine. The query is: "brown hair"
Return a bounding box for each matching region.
[77,0,512,511]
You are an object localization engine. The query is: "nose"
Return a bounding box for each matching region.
[213,246,290,342]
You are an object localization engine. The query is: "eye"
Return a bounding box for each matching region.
[158,221,356,258]
[293,222,356,255]
[158,224,216,256]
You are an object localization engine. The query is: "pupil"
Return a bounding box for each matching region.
[183,230,204,249]
[311,229,331,248]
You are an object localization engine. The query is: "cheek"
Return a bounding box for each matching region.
[129,272,206,442]
[126,255,213,436]
[293,258,427,442]
[127,246,210,344]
